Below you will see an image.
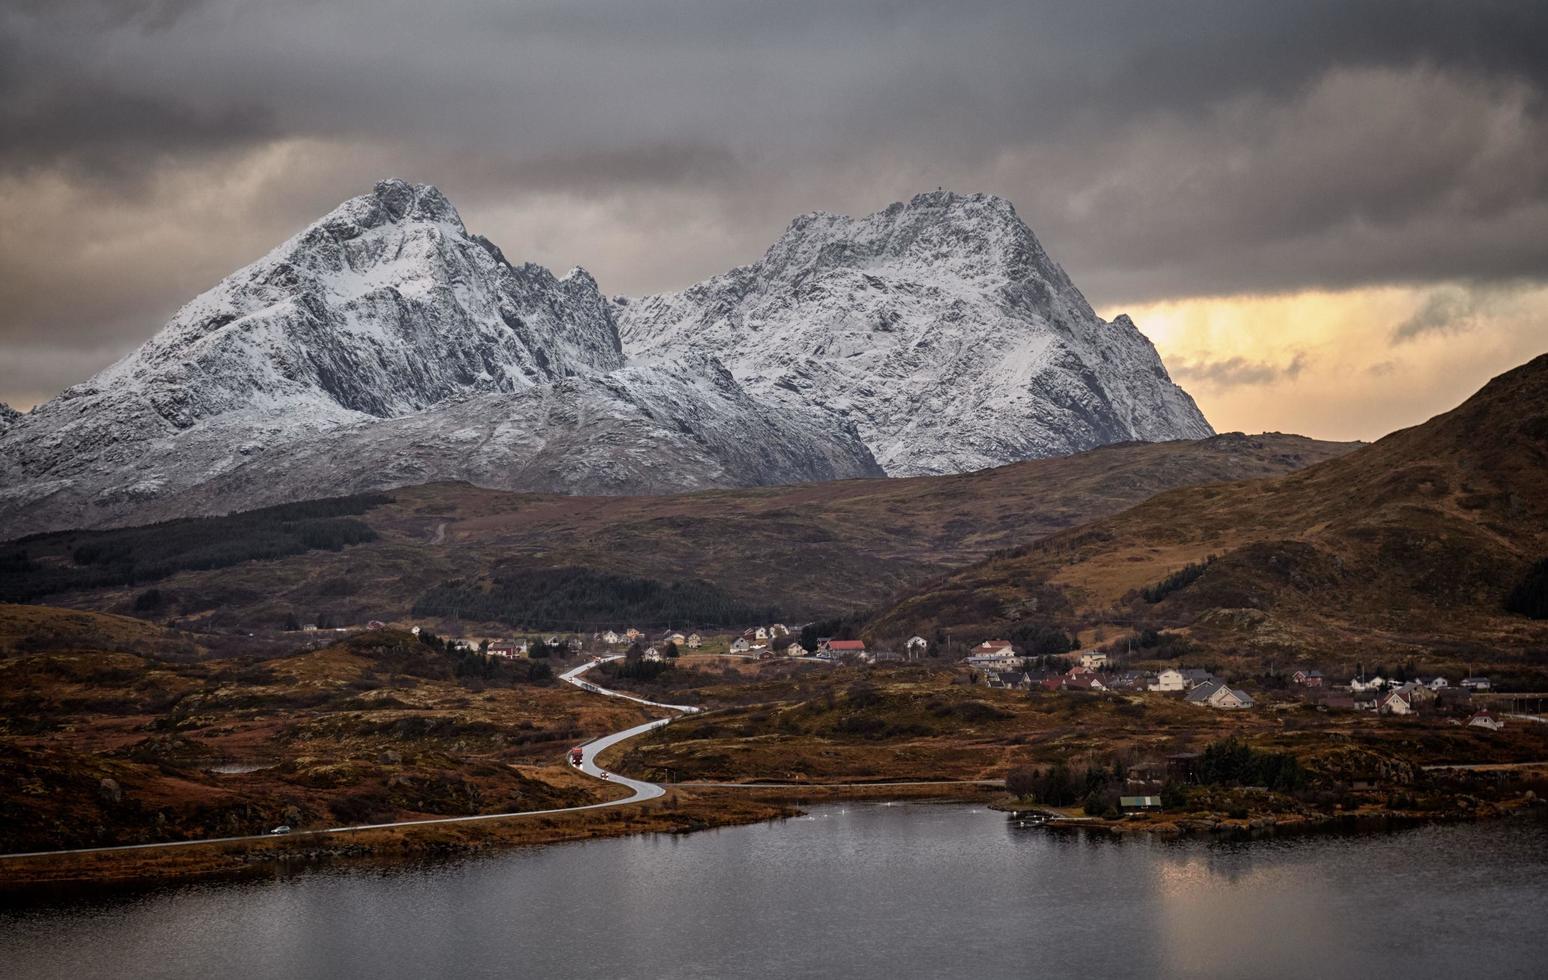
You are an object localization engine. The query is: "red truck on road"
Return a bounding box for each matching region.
[569,746,584,766]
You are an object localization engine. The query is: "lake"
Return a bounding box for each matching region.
[4,804,1547,979]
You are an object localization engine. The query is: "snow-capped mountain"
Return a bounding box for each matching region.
[96,353,881,525]
[0,180,878,534]
[0,182,1209,536]
[617,191,1212,475]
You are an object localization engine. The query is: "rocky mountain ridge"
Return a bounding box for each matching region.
[618,191,1212,475]
[867,352,1548,659]
[1,181,1208,535]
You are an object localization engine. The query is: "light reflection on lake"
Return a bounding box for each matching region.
[3,804,1546,979]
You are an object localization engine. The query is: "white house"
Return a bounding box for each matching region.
[686,633,703,649]
[754,627,768,640]
[731,637,751,653]
[1151,668,1215,692]
[1460,676,1492,691]
[769,624,790,637]
[602,630,621,645]
[1467,709,1505,731]
[1348,675,1387,693]
[906,636,929,657]
[1426,676,1449,691]
[643,647,663,662]
[1377,690,1413,715]
[1184,680,1254,709]
[965,639,1021,669]
[1080,652,1109,669]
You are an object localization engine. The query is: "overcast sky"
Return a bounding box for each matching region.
[3,1,1545,438]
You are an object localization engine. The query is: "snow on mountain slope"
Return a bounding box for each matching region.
[98,353,883,524]
[616,191,1213,476]
[9,178,623,458]
[1,184,1207,536]
[0,181,876,535]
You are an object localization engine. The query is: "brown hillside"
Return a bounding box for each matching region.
[6,433,1354,629]
[869,352,1548,663]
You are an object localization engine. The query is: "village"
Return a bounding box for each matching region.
[312,615,1534,735]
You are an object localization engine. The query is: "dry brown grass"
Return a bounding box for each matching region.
[20,433,1354,630]
[870,355,1548,672]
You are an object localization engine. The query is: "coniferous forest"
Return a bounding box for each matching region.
[412,566,778,630]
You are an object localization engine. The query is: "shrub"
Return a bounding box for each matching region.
[1140,556,1216,603]
[1006,766,1040,800]
[1007,622,1076,655]
[1505,558,1548,619]
[1,494,387,601]
[1015,763,1082,807]
[413,567,776,629]
[1198,737,1303,792]
[132,588,167,613]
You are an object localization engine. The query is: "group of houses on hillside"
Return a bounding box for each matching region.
[977,661,1254,709]
[1344,676,1504,729]
[728,624,794,654]
[469,626,712,660]
[1348,672,1491,694]
[599,628,705,650]
[958,629,1524,725]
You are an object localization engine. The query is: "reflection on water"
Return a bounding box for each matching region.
[205,763,278,774]
[3,805,1546,980]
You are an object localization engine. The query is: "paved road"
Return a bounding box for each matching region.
[675,779,1004,789]
[0,658,686,862]
[559,656,703,715]
[0,653,919,863]
[556,656,705,803]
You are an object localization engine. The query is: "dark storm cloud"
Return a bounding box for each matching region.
[2,1,1547,406]
[1171,352,1310,389]
[1390,285,1515,343]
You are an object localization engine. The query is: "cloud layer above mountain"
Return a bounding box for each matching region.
[3,1,1545,437]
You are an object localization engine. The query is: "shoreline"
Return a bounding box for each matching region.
[991,794,1548,840]
[13,780,1541,892]
[0,782,1003,893]
[0,789,792,893]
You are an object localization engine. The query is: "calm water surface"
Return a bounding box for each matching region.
[3,804,1547,979]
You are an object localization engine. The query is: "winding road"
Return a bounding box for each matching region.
[0,652,970,863]
[557,656,700,804]
[0,656,692,862]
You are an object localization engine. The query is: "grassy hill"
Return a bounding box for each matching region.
[0,612,643,853]
[868,352,1548,671]
[1,432,1354,631]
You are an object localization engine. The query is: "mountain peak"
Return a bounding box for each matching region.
[371,178,460,225]
[758,189,1070,302]
[304,179,465,248]
[619,191,1212,477]
[903,188,1017,214]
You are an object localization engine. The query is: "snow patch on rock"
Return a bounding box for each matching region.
[617,190,1212,476]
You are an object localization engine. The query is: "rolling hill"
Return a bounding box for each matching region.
[2,432,1354,630]
[868,352,1548,665]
